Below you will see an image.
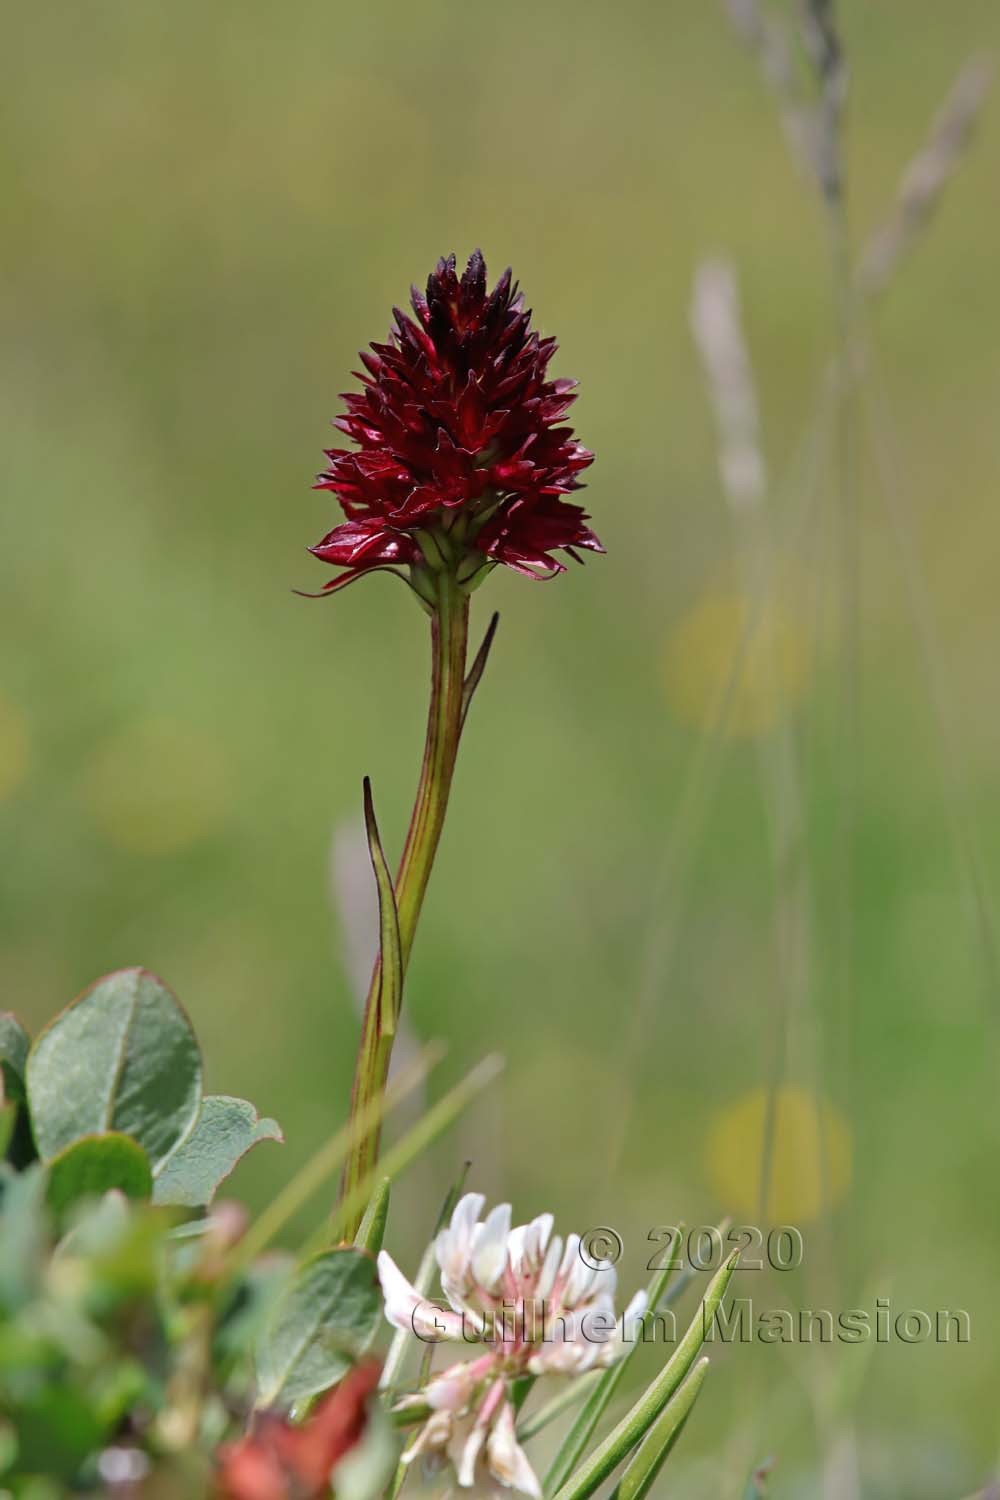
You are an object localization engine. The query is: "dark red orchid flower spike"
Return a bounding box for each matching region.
[308,249,602,596]
[327,255,601,1234]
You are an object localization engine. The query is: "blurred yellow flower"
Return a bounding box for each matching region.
[706,1084,852,1223]
[81,718,230,856]
[664,586,810,737]
[0,697,31,802]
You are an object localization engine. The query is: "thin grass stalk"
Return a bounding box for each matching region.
[604,365,837,1174]
[227,1042,443,1276]
[690,256,817,1203]
[332,1053,502,1247]
[516,1372,604,1443]
[857,57,993,300]
[717,8,861,1490]
[858,348,1000,1014]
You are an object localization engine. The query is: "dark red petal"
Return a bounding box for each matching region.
[310,251,598,587]
[309,519,417,565]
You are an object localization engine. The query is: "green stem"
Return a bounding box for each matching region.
[339,570,470,1232]
[394,573,470,963]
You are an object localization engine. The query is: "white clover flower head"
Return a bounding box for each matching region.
[377,1195,648,1498]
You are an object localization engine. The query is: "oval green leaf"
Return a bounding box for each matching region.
[26,968,202,1169]
[46,1133,153,1215]
[152,1095,283,1207]
[256,1247,382,1410]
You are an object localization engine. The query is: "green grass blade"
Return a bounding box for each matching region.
[610,1358,709,1500]
[461,611,499,730]
[227,1043,442,1276]
[354,1175,391,1254]
[543,1229,687,1497]
[363,776,403,1041]
[550,1252,738,1500]
[518,1371,602,1442]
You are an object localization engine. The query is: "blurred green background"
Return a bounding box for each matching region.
[2,1,999,1493]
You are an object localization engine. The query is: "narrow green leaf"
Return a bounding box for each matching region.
[363,777,402,1039]
[460,611,500,730]
[256,1247,381,1409]
[46,1133,153,1215]
[518,1371,602,1442]
[354,1176,391,1255]
[611,1358,709,1500]
[151,1095,282,1207]
[544,1230,687,1496]
[26,968,201,1170]
[551,1253,738,1500]
[0,1014,29,1103]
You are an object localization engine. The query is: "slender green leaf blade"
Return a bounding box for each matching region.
[460,611,499,729]
[152,1095,282,1207]
[46,1133,153,1215]
[354,1176,391,1255]
[613,1358,709,1500]
[26,968,202,1169]
[544,1234,686,1496]
[256,1247,381,1409]
[552,1253,738,1500]
[518,1371,602,1443]
[363,778,402,1038]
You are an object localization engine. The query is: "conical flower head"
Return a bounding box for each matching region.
[310,252,601,594]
